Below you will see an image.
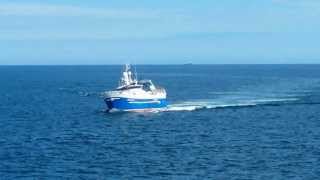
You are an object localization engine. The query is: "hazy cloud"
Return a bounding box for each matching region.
[0,3,170,19]
[272,0,320,7]
[0,3,189,40]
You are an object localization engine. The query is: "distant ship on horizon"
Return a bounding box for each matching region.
[183,62,193,65]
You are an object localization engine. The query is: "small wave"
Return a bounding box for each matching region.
[208,91,253,95]
[248,98,299,103]
[59,87,100,97]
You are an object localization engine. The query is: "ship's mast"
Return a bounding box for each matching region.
[134,65,138,82]
[120,64,137,86]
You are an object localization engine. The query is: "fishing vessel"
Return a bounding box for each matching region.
[104,64,168,112]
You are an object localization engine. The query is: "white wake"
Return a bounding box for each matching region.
[162,98,299,112]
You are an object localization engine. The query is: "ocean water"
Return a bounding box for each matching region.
[0,65,320,179]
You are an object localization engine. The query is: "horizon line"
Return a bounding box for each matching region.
[1,63,320,66]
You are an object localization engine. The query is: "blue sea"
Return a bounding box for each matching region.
[1,65,320,179]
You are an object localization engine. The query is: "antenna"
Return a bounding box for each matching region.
[135,65,138,82]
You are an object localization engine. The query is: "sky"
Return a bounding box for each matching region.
[1,0,320,65]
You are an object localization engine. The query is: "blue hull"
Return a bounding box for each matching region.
[105,98,168,111]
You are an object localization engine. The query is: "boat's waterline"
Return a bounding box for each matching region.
[105,97,168,112]
[107,107,167,113]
